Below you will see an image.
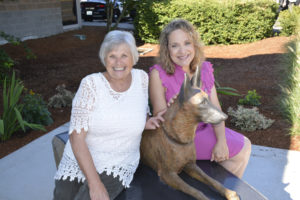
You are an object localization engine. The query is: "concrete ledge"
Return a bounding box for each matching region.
[0,122,299,200]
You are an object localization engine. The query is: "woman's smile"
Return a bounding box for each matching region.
[177,54,191,61]
[113,67,126,71]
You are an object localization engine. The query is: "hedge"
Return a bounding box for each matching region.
[278,6,300,36]
[134,0,278,45]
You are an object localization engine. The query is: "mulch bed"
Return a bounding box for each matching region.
[0,26,299,159]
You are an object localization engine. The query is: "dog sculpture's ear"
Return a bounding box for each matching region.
[191,65,202,89]
[179,73,193,105]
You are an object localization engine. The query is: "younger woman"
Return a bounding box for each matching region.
[149,19,251,178]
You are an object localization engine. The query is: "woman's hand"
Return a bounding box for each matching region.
[145,93,177,130]
[89,182,110,200]
[208,85,229,162]
[211,140,229,162]
[145,109,166,130]
[167,94,178,107]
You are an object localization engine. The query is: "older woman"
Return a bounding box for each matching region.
[53,30,164,200]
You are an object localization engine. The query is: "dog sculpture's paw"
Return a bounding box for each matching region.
[226,190,240,200]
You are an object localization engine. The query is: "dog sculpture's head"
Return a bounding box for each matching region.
[178,66,228,125]
[162,66,227,144]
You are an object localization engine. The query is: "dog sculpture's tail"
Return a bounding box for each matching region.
[141,66,239,200]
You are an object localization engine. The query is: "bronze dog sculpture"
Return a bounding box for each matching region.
[140,66,239,200]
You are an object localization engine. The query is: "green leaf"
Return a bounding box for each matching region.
[14,107,25,132]
[3,77,8,111]
[217,87,239,92]
[217,90,241,96]
[0,119,4,134]
[9,72,16,106]
[9,73,23,107]
[24,121,46,132]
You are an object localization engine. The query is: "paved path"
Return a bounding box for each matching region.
[82,19,135,30]
[0,122,300,200]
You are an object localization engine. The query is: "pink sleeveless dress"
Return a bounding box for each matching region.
[150,61,244,159]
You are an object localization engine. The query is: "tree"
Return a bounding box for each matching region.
[106,0,134,32]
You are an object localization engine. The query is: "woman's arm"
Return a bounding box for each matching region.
[70,129,109,200]
[209,85,229,162]
[149,69,168,116]
[68,76,109,200]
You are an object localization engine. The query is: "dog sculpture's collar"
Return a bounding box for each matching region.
[161,124,193,145]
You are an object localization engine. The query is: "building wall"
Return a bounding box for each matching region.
[0,0,64,41]
[61,0,77,25]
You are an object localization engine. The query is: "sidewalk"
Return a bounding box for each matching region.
[0,122,299,200]
[82,19,135,30]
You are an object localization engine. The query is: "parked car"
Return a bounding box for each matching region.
[278,0,300,12]
[80,0,122,21]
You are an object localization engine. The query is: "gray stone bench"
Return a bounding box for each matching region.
[52,131,267,200]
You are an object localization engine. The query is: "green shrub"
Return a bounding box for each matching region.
[0,32,36,82]
[135,0,277,45]
[279,16,300,135]
[0,32,19,81]
[22,90,53,128]
[0,48,14,81]
[0,72,45,141]
[278,6,300,36]
[227,106,274,132]
[238,89,261,106]
[134,0,166,43]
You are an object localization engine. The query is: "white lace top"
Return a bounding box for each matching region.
[54,69,149,188]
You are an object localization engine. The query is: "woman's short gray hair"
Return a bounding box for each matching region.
[99,30,139,66]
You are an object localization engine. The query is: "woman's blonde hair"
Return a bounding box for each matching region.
[158,19,204,74]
